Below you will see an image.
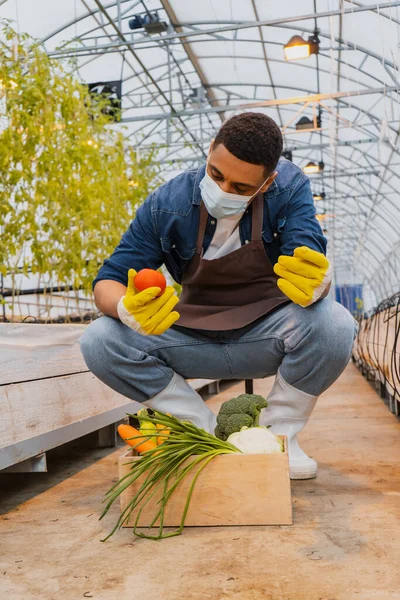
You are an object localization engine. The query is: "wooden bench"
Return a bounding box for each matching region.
[0,324,221,472]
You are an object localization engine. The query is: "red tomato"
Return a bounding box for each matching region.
[134,269,166,297]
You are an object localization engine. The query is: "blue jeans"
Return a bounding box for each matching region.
[80,299,357,401]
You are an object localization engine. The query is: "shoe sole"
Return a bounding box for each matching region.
[290,470,317,480]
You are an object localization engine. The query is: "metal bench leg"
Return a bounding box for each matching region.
[245,379,254,394]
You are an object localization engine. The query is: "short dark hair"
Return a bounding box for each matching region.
[213,112,283,173]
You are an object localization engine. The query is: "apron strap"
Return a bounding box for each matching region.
[251,193,264,241]
[196,202,209,254]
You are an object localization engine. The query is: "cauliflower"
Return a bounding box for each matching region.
[227,426,283,454]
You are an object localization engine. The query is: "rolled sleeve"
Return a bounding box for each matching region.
[92,193,164,290]
[279,175,327,257]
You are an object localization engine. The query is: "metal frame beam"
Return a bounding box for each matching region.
[90,0,206,157]
[120,85,399,123]
[11,0,399,302]
[159,0,223,121]
[45,2,400,55]
[250,0,283,128]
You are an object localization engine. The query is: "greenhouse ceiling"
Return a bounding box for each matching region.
[1,0,400,307]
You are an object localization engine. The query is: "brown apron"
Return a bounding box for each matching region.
[176,192,290,331]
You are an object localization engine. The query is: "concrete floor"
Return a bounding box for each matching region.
[1,362,399,600]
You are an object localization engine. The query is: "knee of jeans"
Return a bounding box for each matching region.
[80,316,119,374]
[309,299,356,359]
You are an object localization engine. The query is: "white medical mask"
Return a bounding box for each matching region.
[199,166,269,220]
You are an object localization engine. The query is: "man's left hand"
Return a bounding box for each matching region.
[274,246,331,307]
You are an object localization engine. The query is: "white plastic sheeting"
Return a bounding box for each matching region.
[1,0,400,309]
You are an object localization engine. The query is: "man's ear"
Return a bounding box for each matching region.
[260,171,278,193]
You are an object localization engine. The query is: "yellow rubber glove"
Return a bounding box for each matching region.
[273,246,331,307]
[117,269,180,335]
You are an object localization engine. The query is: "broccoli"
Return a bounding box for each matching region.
[214,393,268,441]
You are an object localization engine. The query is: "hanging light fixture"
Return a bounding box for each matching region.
[316,212,336,222]
[313,191,326,201]
[281,150,293,162]
[296,116,314,130]
[283,32,320,61]
[128,11,168,34]
[303,161,324,175]
[296,110,322,130]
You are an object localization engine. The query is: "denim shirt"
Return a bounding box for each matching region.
[93,159,327,289]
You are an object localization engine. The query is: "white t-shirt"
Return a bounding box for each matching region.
[202,213,245,259]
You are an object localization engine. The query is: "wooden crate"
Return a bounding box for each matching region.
[118,436,292,527]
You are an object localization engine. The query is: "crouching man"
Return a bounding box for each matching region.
[81,112,356,479]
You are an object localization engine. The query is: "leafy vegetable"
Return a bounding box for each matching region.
[214,393,268,441]
[101,411,241,541]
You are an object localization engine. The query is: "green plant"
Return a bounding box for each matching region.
[214,393,268,440]
[0,23,160,321]
[101,410,241,540]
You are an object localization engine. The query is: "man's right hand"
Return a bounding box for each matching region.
[117,269,180,335]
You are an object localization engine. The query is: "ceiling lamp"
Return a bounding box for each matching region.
[316,212,336,222]
[281,150,293,162]
[284,33,320,61]
[296,116,314,130]
[303,161,324,175]
[129,11,168,34]
[187,87,206,109]
[296,108,322,131]
[313,192,326,201]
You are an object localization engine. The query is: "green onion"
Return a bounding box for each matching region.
[100,411,241,541]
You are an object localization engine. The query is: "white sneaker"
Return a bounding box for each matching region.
[260,371,318,480]
[145,373,217,434]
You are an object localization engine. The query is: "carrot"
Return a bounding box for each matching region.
[156,423,170,446]
[117,424,157,453]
